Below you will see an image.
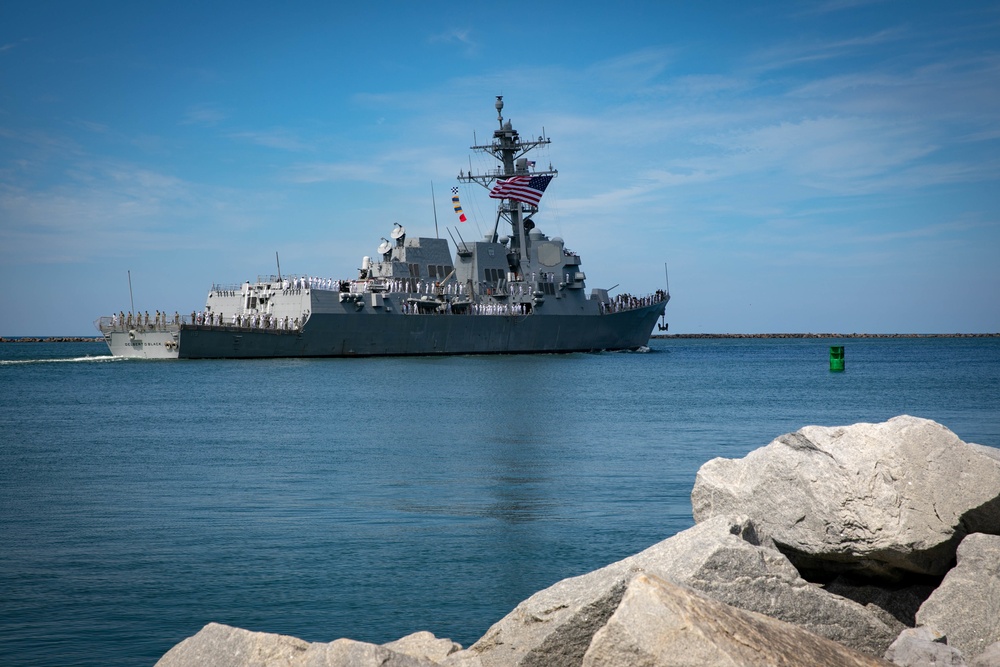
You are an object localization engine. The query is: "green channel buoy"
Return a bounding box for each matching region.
[830,345,845,372]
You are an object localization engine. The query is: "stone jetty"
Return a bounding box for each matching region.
[155,416,1000,667]
[0,336,103,343]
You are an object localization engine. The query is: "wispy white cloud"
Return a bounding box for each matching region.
[797,0,893,17]
[522,20,1000,210]
[750,26,909,72]
[227,129,314,152]
[70,119,110,134]
[585,48,674,89]
[0,152,290,266]
[429,28,478,57]
[710,116,935,185]
[853,218,993,245]
[0,125,80,151]
[649,74,755,100]
[180,104,227,126]
[0,38,28,53]
[283,161,382,184]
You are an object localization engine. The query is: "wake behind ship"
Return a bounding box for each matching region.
[96,97,669,359]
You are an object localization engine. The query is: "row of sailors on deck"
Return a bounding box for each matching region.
[194,310,302,330]
[290,277,334,290]
[463,302,531,315]
[111,311,179,328]
[242,277,339,291]
[259,269,575,295]
[601,290,668,314]
[384,274,556,297]
[275,277,450,294]
[352,279,543,298]
[334,273,562,296]
[279,273,567,297]
[399,301,531,315]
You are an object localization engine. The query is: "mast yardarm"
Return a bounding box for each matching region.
[457,96,557,270]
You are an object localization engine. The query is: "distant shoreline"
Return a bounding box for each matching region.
[651,332,1000,339]
[2,333,998,343]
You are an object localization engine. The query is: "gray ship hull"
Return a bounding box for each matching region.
[177,302,663,359]
[102,326,180,360]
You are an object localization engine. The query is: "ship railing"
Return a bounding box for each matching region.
[397,299,533,316]
[211,275,340,292]
[96,315,185,333]
[255,274,319,286]
[188,311,308,332]
[347,278,463,296]
[601,290,669,314]
[276,276,348,292]
[98,311,317,334]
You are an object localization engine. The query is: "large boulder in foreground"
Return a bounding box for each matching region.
[624,516,902,656]
[302,638,439,666]
[581,574,891,667]
[915,533,1000,663]
[446,515,900,665]
[154,623,309,667]
[155,623,440,667]
[383,631,462,663]
[691,416,1000,580]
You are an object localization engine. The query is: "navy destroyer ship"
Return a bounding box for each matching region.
[96,97,669,359]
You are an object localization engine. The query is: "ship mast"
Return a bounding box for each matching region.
[457,96,557,277]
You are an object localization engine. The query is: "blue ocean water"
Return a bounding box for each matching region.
[1,337,998,666]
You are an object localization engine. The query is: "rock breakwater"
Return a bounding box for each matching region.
[155,416,1000,667]
[0,336,103,343]
[651,333,999,339]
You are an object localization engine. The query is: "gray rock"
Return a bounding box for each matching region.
[441,651,484,667]
[884,626,966,666]
[449,563,630,667]
[300,638,438,666]
[625,516,903,656]
[824,576,936,628]
[691,416,1000,580]
[917,533,1000,661]
[580,573,892,667]
[970,641,1000,667]
[971,443,1000,464]
[154,623,437,667]
[154,623,310,667]
[895,625,949,644]
[449,515,900,664]
[383,631,462,663]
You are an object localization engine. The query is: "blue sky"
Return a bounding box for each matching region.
[1,1,998,335]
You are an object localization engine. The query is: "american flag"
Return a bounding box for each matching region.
[488,174,554,207]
